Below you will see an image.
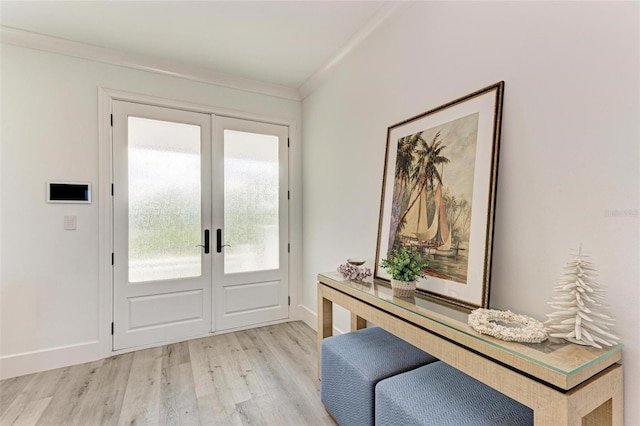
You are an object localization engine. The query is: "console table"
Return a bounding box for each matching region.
[317,272,624,426]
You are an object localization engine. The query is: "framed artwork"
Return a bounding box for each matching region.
[374,82,505,310]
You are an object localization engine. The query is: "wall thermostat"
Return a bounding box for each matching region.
[47,181,91,204]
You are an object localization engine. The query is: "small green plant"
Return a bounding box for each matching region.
[380,247,428,282]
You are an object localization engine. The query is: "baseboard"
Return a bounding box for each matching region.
[0,308,345,380]
[0,340,103,380]
[297,303,317,331]
[297,303,345,335]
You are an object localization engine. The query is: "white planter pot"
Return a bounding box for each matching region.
[390,279,416,298]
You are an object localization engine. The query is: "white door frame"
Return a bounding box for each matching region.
[98,87,302,356]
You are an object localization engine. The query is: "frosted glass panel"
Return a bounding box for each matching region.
[128,117,202,282]
[224,130,279,274]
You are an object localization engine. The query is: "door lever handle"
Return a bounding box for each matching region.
[196,229,210,254]
[216,229,231,253]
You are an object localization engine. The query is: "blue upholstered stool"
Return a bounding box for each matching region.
[321,327,438,426]
[375,361,533,426]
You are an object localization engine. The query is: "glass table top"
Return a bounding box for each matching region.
[319,272,623,377]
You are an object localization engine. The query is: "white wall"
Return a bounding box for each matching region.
[302,1,639,423]
[0,44,302,377]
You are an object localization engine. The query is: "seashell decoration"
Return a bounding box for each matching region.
[468,308,548,343]
[545,246,619,349]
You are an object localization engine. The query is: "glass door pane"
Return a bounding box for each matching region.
[223,129,279,274]
[128,117,202,282]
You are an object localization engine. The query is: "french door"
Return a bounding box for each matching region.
[112,101,289,350]
[213,117,289,331]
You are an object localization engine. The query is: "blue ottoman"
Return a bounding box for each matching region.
[375,361,533,426]
[321,327,438,426]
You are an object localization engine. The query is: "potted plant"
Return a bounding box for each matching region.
[380,247,428,297]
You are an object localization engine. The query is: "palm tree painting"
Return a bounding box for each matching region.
[388,112,479,284]
[376,81,504,309]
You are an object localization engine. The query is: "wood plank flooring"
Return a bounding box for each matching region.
[0,321,336,426]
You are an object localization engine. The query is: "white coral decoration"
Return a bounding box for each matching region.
[468,309,548,343]
[546,247,619,349]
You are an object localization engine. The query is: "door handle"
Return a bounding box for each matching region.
[204,229,210,254]
[196,229,210,254]
[216,228,231,253]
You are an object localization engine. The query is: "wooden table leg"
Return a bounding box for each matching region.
[532,364,623,426]
[317,284,333,379]
[350,313,366,331]
[576,364,623,426]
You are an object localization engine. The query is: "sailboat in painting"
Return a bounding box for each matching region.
[400,183,456,256]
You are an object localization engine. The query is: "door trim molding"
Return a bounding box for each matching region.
[98,88,113,358]
[98,87,301,356]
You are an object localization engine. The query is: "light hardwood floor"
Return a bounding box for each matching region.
[0,321,336,426]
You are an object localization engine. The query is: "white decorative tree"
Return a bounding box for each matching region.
[546,246,619,349]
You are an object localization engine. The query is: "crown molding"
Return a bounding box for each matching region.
[0,26,301,102]
[298,2,407,100]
